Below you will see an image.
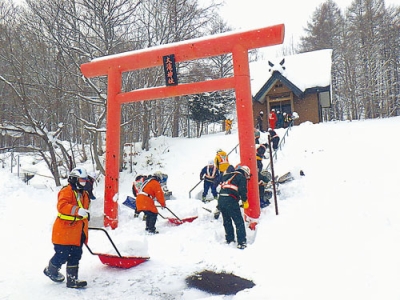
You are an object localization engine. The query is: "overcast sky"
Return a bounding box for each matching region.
[214,0,399,57]
[12,0,398,59]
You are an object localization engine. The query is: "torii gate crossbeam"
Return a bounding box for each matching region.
[80,24,285,229]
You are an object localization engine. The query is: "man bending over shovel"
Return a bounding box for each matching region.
[136,173,166,234]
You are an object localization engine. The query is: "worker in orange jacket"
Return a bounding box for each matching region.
[44,167,91,289]
[136,173,166,234]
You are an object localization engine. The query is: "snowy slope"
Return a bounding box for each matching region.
[1,117,400,299]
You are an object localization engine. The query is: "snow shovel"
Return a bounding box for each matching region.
[85,227,149,269]
[157,206,198,225]
[122,195,137,210]
[277,172,294,184]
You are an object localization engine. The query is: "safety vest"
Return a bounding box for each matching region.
[57,190,88,221]
[138,178,155,199]
[204,164,216,180]
[217,153,228,164]
[220,173,238,192]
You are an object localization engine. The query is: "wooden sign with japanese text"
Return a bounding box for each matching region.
[163,54,178,86]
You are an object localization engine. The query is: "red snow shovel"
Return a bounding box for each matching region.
[157,206,198,225]
[85,227,149,269]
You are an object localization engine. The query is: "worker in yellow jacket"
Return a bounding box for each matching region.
[225,119,233,134]
[214,149,230,173]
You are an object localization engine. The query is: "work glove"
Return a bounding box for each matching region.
[242,200,249,209]
[77,208,89,218]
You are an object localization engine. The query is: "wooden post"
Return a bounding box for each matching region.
[268,135,279,215]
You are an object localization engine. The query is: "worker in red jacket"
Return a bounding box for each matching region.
[268,109,277,129]
[136,173,166,234]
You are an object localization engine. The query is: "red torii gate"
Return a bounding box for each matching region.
[80,24,285,229]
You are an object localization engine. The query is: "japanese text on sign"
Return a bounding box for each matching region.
[163,54,178,86]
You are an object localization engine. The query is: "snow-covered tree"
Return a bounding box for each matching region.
[187,91,234,137]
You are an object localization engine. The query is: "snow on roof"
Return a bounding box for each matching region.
[250,49,332,96]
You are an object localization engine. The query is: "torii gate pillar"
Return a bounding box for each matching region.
[81,24,285,229]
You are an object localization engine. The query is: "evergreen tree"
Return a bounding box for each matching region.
[187,91,234,137]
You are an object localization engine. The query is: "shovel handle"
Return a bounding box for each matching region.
[84,243,96,256]
[157,211,167,219]
[156,206,182,221]
[202,207,212,213]
[88,227,123,257]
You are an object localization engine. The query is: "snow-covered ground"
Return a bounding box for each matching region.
[1,116,400,299]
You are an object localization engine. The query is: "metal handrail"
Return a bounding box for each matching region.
[265,120,294,170]
[188,179,204,198]
[188,121,293,198]
[227,144,239,156]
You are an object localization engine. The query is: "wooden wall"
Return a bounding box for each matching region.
[293,94,320,124]
[252,80,322,126]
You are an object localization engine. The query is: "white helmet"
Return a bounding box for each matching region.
[68,167,88,189]
[237,165,251,179]
[240,166,250,178]
[260,169,272,181]
[153,171,167,184]
[152,171,163,182]
[208,160,214,165]
[69,168,88,179]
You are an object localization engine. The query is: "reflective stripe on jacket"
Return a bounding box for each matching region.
[219,171,248,201]
[52,184,90,246]
[200,164,219,182]
[136,179,166,214]
[214,151,230,172]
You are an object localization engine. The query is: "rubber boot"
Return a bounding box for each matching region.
[66,265,87,288]
[214,207,221,220]
[43,261,65,283]
[237,242,247,250]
